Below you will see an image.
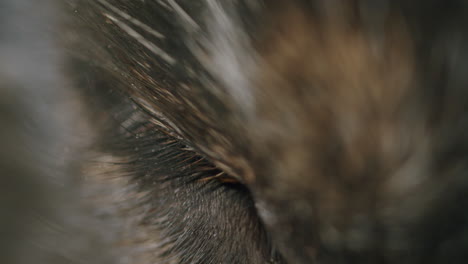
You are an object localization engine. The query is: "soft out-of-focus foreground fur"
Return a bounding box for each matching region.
[0,1,117,263]
[3,0,468,263]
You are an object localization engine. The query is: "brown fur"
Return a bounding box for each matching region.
[245,4,431,262]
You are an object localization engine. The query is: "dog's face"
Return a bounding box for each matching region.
[3,0,468,263]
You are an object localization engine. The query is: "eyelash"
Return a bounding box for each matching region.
[106,95,237,184]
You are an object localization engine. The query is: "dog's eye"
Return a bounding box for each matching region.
[79,84,281,263]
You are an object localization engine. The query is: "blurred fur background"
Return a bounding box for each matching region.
[0,1,112,263]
